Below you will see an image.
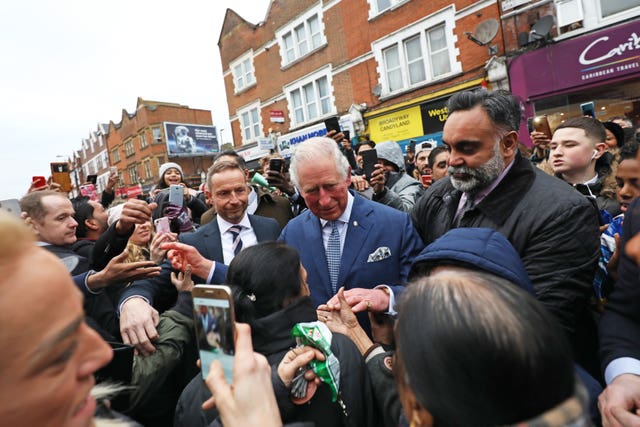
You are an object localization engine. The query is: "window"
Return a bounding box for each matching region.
[285,68,335,127]
[128,165,138,184]
[276,7,326,66]
[144,160,152,179]
[600,0,640,18]
[124,139,135,157]
[152,126,163,144]
[237,102,262,143]
[368,0,408,17]
[111,148,120,164]
[95,154,104,171]
[372,7,460,97]
[139,132,148,149]
[231,51,255,93]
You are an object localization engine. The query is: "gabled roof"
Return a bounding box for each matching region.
[217,7,260,46]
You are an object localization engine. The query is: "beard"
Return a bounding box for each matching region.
[448,144,505,195]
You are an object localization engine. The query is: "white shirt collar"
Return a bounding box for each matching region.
[216,213,252,233]
[320,192,354,228]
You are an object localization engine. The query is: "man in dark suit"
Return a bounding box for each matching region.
[118,161,280,355]
[599,198,640,425]
[279,137,424,332]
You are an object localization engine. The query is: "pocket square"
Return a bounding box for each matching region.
[367,246,391,263]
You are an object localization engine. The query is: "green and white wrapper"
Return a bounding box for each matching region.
[291,321,341,401]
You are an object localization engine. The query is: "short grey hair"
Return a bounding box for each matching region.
[289,137,350,188]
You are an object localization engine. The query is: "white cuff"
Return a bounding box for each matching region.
[84,270,103,295]
[605,357,640,384]
[376,285,397,316]
[206,262,217,284]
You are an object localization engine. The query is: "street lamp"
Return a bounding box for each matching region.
[219,128,225,146]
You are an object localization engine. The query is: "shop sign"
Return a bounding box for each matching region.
[258,137,274,150]
[368,106,423,143]
[276,123,327,158]
[420,97,450,134]
[509,19,640,98]
[237,144,270,162]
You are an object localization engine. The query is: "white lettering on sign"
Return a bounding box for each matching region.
[579,33,640,66]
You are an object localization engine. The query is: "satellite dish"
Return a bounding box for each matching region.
[529,15,554,42]
[372,84,382,97]
[464,19,499,46]
[475,19,499,45]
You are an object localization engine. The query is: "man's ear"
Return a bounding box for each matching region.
[500,131,519,154]
[85,218,99,231]
[594,142,607,158]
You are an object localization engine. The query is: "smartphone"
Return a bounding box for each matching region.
[408,140,416,153]
[421,174,433,187]
[0,199,21,217]
[581,102,596,118]
[79,184,98,201]
[192,285,235,382]
[154,216,171,235]
[533,115,552,139]
[50,162,73,193]
[342,130,350,142]
[323,116,341,134]
[268,158,284,173]
[527,117,535,134]
[109,166,118,176]
[361,149,378,180]
[87,174,97,185]
[32,176,46,188]
[168,184,184,207]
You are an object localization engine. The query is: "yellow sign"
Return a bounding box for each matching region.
[369,106,423,143]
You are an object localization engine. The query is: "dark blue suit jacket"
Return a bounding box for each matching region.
[118,214,280,312]
[279,192,424,309]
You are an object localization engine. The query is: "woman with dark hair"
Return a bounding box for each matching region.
[175,242,377,427]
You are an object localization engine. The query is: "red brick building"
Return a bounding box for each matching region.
[106,97,214,193]
[219,0,508,164]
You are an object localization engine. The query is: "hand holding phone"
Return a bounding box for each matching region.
[581,102,596,118]
[324,116,341,134]
[154,216,171,235]
[533,115,552,139]
[361,149,378,180]
[169,184,184,207]
[32,176,46,189]
[193,285,236,382]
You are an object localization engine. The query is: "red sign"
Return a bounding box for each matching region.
[270,110,285,123]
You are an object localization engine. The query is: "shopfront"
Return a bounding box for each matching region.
[364,78,483,152]
[509,19,640,142]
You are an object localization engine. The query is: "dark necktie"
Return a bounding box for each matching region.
[228,225,243,256]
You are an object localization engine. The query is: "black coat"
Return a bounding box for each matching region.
[174,297,379,427]
[411,152,601,377]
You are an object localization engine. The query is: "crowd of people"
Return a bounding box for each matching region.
[4,88,640,427]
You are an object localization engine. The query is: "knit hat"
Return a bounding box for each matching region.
[159,162,183,179]
[603,121,625,148]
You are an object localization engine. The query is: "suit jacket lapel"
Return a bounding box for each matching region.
[249,215,268,242]
[201,221,224,262]
[339,196,373,286]
[305,214,333,295]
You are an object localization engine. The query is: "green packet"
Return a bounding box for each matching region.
[291,321,341,401]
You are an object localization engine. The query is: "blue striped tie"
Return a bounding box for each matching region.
[326,220,341,294]
[228,225,243,256]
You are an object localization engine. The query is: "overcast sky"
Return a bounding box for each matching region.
[0,0,270,200]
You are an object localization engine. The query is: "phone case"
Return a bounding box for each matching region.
[154,217,171,234]
[168,185,184,207]
[361,150,378,179]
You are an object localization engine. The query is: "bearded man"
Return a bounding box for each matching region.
[410,89,602,379]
